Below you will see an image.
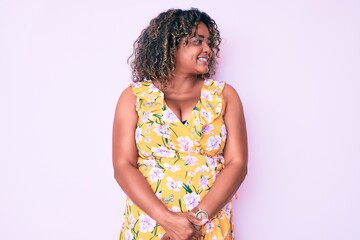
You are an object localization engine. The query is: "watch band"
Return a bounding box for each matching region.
[191,207,200,213]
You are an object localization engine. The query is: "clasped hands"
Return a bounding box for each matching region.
[160,211,208,240]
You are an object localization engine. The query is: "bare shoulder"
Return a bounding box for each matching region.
[113,85,138,128]
[223,82,240,98]
[118,86,136,103]
[222,82,243,113]
[115,86,136,113]
[112,85,138,167]
[221,83,248,165]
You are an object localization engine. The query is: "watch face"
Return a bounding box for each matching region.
[195,210,208,220]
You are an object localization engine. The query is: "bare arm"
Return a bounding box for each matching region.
[112,87,202,240]
[112,86,169,218]
[196,83,248,218]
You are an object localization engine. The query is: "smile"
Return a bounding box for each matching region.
[197,57,209,62]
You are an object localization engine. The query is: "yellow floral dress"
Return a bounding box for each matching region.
[119,79,235,240]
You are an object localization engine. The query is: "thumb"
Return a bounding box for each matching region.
[187,214,208,226]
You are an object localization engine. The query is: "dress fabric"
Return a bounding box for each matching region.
[119,79,235,240]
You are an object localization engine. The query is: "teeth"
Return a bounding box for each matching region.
[197,57,208,62]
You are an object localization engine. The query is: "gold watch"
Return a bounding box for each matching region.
[192,207,209,220]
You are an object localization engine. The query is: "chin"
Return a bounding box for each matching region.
[196,68,209,75]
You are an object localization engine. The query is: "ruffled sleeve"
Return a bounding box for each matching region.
[130,81,164,116]
[190,79,227,156]
[193,79,225,130]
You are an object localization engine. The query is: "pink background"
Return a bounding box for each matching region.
[1,0,359,239]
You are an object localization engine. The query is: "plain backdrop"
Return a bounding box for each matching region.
[1,0,359,239]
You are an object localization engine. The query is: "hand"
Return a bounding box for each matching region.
[159,212,196,240]
[160,212,208,240]
[185,211,208,231]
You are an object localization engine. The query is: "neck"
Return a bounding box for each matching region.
[165,74,202,91]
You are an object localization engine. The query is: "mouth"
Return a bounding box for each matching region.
[197,57,209,63]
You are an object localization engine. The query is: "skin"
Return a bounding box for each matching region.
[112,22,248,240]
[158,22,212,122]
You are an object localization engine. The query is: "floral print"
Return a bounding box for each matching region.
[119,79,235,239]
[139,214,157,233]
[183,192,201,211]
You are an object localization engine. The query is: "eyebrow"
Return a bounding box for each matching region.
[192,34,207,39]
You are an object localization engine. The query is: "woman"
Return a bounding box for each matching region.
[113,8,248,240]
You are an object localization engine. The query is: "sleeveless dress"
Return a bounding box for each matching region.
[119,79,235,240]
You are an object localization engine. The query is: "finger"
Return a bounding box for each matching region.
[191,225,202,239]
[194,229,202,239]
[193,232,202,240]
[191,223,201,231]
[161,233,170,240]
[194,225,201,231]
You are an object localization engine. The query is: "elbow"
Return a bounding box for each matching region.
[237,164,247,188]
[113,169,121,183]
[113,168,123,186]
[235,161,248,180]
[242,165,248,178]
[240,155,248,178]
[228,159,248,175]
[113,161,132,186]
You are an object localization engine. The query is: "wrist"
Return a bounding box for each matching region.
[153,208,174,227]
[147,205,172,224]
[191,206,209,220]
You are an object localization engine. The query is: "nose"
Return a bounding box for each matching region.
[203,43,211,54]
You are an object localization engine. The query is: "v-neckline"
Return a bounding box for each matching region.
[151,79,207,125]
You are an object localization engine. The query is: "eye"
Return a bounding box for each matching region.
[192,38,202,45]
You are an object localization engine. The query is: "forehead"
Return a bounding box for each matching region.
[192,22,210,37]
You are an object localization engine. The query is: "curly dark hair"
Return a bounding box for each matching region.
[128,8,221,85]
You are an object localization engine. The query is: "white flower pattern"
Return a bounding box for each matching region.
[206,156,217,170]
[120,79,234,239]
[151,146,175,158]
[185,155,198,166]
[177,136,194,152]
[222,202,232,219]
[139,214,157,233]
[164,163,180,172]
[166,176,182,192]
[203,124,214,135]
[206,135,222,151]
[183,192,200,211]
[200,109,213,123]
[205,221,216,233]
[199,175,209,190]
[169,205,181,212]
[201,90,213,101]
[125,230,133,240]
[221,125,227,141]
[135,127,142,143]
[196,165,210,173]
[154,124,170,138]
[141,111,151,122]
[162,109,178,123]
[149,167,164,182]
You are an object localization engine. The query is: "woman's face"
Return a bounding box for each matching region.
[173,22,212,77]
